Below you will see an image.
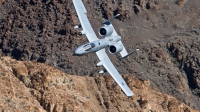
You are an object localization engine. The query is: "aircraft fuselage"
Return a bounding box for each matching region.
[74,35,121,55]
[74,39,109,55]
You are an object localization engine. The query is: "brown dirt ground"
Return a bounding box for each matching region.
[0,56,199,112]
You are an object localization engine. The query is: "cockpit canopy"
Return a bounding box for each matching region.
[83,43,95,51]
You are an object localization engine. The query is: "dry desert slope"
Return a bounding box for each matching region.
[0,56,198,112]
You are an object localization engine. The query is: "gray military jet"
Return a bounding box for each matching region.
[72,0,139,97]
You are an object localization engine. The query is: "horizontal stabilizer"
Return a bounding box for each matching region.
[121,49,139,59]
[102,14,121,24]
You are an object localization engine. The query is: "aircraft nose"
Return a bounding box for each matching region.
[74,48,81,56]
[74,49,78,55]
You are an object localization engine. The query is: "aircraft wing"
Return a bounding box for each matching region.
[72,0,99,42]
[96,49,134,97]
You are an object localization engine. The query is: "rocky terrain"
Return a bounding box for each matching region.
[0,0,200,111]
[0,56,198,111]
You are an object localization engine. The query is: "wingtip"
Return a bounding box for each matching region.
[127,93,134,98]
[125,91,134,97]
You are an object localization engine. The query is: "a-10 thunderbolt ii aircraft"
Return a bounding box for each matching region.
[72,0,139,97]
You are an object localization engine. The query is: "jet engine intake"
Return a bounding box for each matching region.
[108,43,123,54]
[98,26,113,36]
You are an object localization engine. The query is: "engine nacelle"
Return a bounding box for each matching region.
[98,25,114,36]
[108,43,123,54]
